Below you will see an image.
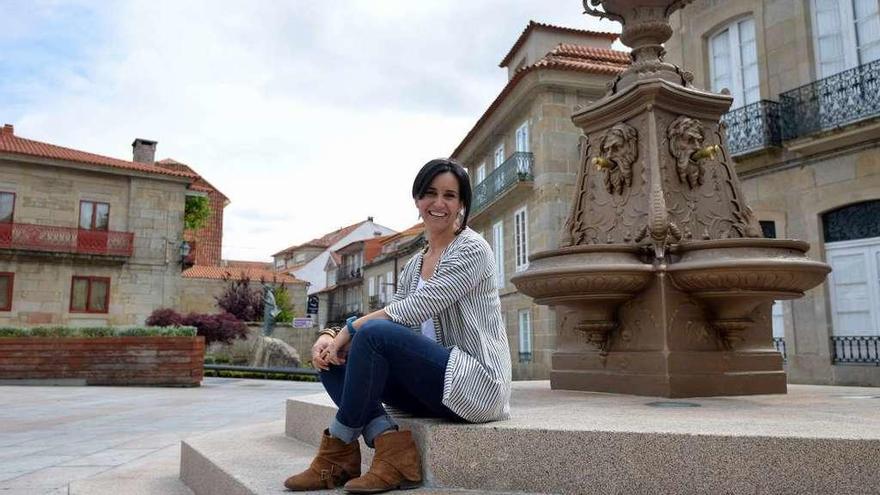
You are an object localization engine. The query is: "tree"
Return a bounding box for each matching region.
[184,195,211,231]
[215,273,264,322]
[273,284,295,323]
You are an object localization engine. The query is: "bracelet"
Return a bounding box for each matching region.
[317,328,338,339]
[346,316,358,336]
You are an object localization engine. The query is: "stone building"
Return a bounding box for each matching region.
[450,22,629,379]
[0,124,214,326]
[179,264,307,317]
[361,223,425,315]
[664,0,880,385]
[272,217,396,295]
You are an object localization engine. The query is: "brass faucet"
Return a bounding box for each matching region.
[690,144,721,161]
[592,156,612,170]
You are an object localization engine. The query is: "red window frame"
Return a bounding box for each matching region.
[0,272,13,311]
[69,276,111,314]
[0,191,14,223]
[78,200,110,231]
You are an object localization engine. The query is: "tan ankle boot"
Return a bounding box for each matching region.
[284,430,361,491]
[343,430,422,494]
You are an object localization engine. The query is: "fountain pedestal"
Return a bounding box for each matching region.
[511,0,831,397]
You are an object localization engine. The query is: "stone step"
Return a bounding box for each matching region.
[180,420,531,495]
[69,444,193,495]
[285,381,880,495]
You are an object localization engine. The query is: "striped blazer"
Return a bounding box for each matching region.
[384,227,512,423]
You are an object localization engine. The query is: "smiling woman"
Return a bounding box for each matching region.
[283,159,511,493]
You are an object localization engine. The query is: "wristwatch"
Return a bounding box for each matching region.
[346,316,358,336]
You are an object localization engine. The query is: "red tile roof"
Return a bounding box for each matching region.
[224,259,273,270]
[159,158,229,202]
[0,124,196,179]
[182,265,305,284]
[499,21,619,67]
[273,219,370,257]
[452,44,629,158]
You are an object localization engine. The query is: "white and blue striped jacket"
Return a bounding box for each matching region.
[384,227,512,423]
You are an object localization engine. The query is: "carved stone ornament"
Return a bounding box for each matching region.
[667,116,712,189]
[594,123,639,195]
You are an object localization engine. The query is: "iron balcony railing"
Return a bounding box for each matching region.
[328,303,363,324]
[369,295,386,311]
[831,336,880,365]
[518,351,532,363]
[780,59,880,140]
[721,100,782,156]
[772,337,787,362]
[472,151,534,215]
[0,222,134,257]
[336,266,362,284]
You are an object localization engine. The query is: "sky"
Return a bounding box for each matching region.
[0,0,621,261]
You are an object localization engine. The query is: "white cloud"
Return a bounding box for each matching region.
[1,0,621,260]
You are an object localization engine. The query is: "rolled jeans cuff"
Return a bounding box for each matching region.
[362,414,398,448]
[329,416,361,445]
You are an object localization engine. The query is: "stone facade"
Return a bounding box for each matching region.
[665,0,880,385]
[452,26,625,380]
[0,160,188,326]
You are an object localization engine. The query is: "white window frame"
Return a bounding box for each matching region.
[518,309,532,357]
[476,162,486,185]
[825,236,880,336]
[368,277,375,297]
[514,206,529,272]
[493,220,505,289]
[812,0,880,78]
[709,17,759,109]
[494,144,505,169]
[515,121,530,153]
[385,270,394,300]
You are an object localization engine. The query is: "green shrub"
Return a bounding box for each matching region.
[0,326,197,338]
[273,285,295,323]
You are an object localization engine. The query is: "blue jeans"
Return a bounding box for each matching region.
[320,319,460,447]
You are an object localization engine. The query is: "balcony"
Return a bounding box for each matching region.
[0,222,134,259]
[471,152,534,217]
[369,295,387,311]
[780,59,880,140]
[328,302,363,324]
[831,336,880,365]
[336,266,362,285]
[721,100,782,156]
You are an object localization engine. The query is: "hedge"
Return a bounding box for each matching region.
[0,326,198,338]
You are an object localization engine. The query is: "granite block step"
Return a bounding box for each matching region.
[180,420,530,495]
[285,382,880,495]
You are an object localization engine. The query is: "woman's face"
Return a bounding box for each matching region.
[416,171,462,234]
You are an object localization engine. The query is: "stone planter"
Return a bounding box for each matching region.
[0,336,205,386]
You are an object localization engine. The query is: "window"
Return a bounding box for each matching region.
[0,273,12,311]
[476,162,486,185]
[514,206,529,272]
[515,122,529,153]
[518,309,532,362]
[79,201,110,231]
[385,270,394,300]
[70,276,110,313]
[368,276,375,297]
[492,220,504,288]
[812,0,880,78]
[494,144,505,169]
[709,17,759,109]
[0,192,14,223]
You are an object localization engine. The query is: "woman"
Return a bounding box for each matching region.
[284,158,511,493]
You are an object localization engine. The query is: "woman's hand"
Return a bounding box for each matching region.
[311,333,336,371]
[321,327,352,367]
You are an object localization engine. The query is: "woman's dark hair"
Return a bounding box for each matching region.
[412,158,472,235]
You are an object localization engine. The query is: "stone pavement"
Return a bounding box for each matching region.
[0,377,323,494]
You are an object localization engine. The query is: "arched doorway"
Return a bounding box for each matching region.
[822,200,880,363]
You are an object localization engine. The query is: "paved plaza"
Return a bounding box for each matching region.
[0,378,323,494]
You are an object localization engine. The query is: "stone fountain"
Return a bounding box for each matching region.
[510,0,831,397]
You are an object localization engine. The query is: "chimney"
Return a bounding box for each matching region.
[367,216,374,222]
[132,138,157,163]
[1,124,13,136]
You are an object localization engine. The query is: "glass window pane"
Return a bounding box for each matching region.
[0,193,13,222]
[854,0,878,19]
[71,278,89,311]
[95,203,109,231]
[89,279,108,312]
[79,202,93,230]
[0,275,10,309]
